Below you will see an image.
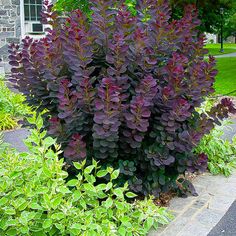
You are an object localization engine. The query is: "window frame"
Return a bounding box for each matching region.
[24,0,43,22]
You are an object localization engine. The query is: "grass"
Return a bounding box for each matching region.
[205,43,236,56]
[214,57,236,96]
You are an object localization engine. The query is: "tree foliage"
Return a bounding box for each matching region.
[53,0,236,34]
[170,0,236,33]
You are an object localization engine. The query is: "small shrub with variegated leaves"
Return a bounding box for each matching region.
[0,78,31,130]
[0,115,172,236]
[195,120,236,177]
[9,0,236,196]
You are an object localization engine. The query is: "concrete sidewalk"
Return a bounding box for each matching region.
[214,52,236,58]
[149,172,236,236]
[3,128,29,152]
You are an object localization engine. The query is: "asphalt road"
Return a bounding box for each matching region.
[208,201,236,236]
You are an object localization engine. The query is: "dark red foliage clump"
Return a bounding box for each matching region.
[9,0,236,196]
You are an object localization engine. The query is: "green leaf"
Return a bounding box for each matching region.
[121,216,132,227]
[0,197,8,206]
[18,201,28,211]
[5,219,17,227]
[70,223,81,235]
[57,186,71,194]
[80,198,87,209]
[51,212,65,220]
[96,191,107,199]
[71,223,81,230]
[5,208,16,215]
[84,173,96,183]
[144,217,154,230]
[30,202,42,210]
[36,116,43,129]
[105,182,113,191]
[43,219,52,229]
[42,166,51,178]
[111,169,120,180]
[107,167,114,173]
[73,162,82,170]
[96,183,107,191]
[6,229,17,236]
[83,183,96,193]
[19,226,29,234]
[113,188,124,198]
[72,190,82,201]
[84,165,95,174]
[104,197,113,208]
[125,192,137,198]
[77,173,83,181]
[43,137,56,148]
[55,223,65,231]
[116,202,125,211]
[92,159,98,167]
[36,186,49,194]
[51,196,62,209]
[96,169,108,178]
[67,179,78,186]
[118,226,126,236]
[13,198,27,210]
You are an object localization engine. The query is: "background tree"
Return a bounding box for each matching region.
[53,0,236,35]
[170,0,236,34]
[223,13,236,42]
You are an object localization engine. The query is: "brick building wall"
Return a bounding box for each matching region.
[0,0,21,75]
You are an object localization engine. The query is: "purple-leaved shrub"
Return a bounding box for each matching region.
[9,0,236,196]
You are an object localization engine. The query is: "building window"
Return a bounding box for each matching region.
[24,0,42,22]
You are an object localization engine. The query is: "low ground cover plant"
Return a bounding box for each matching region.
[195,120,236,176]
[0,115,172,235]
[0,78,30,130]
[9,0,236,196]
[195,98,236,176]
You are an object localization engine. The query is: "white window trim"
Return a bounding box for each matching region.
[20,0,52,39]
[20,0,25,38]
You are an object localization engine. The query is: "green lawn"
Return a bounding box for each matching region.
[214,57,236,96]
[205,43,236,56]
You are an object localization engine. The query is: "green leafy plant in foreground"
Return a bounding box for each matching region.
[0,115,172,236]
[0,78,31,130]
[195,120,236,177]
[195,98,236,176]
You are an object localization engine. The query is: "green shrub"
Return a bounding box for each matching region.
[195,120,236,176]
[0,78,31,130]
[0,115,172,235]
[0,114,18,131]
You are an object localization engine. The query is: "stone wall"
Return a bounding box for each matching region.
[0,0,21,75]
